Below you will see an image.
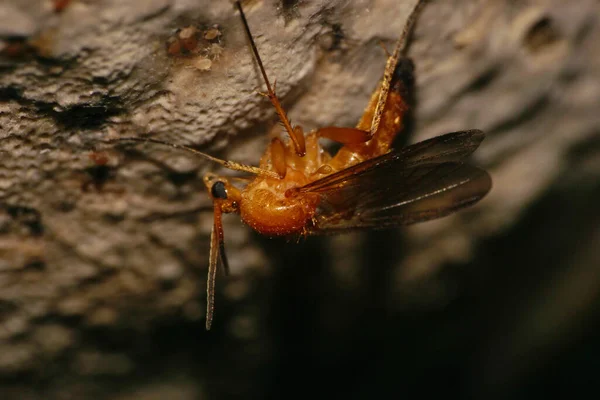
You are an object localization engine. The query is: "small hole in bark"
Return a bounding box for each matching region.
[6,206,44,236]
[25,260,46,271]
[523,16,561,54]
[279,0,301,23]
[466,66,500,92]
[83,165,112,192]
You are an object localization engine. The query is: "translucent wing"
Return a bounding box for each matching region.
[296,130,492,233]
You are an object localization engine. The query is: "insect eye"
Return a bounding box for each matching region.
[211,181,228,199]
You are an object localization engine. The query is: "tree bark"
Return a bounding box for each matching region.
[0,0,598,398]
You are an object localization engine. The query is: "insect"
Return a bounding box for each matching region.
[107,0,492,330]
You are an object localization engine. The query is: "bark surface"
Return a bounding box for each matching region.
[0,0,598,398]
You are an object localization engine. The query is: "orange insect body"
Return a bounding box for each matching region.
[108,1,491,330]
[230,59,412,237]
[240,131,324,235]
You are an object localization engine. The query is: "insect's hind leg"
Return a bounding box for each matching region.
[324,57,416,169]
[356,57,415,132]
[390,57,415,112]
[385,57,416,146]
[354,56,416,155]
[316,58,416,148]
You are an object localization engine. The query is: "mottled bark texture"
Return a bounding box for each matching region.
[0,0,598,399]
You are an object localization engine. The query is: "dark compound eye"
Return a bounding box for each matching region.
[211,181,228,199]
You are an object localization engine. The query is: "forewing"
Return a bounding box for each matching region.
[298,129,485,195]
[299,130,491,233]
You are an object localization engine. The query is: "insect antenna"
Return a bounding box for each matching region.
[206,203,230,330]
[103,137,279,179]
[235,1,306,156]
[206,207,219,330]
[370,0,426,136]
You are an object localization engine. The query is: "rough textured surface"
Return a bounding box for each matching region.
[0,0,599,398]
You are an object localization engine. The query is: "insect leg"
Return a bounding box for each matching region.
[369,0,426,136]
[270,137,288,178]
[328,57,416,168]
[104,137,280,179]
[356,57,415,149]
[235,1,306,157]
[316,127,371,144]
